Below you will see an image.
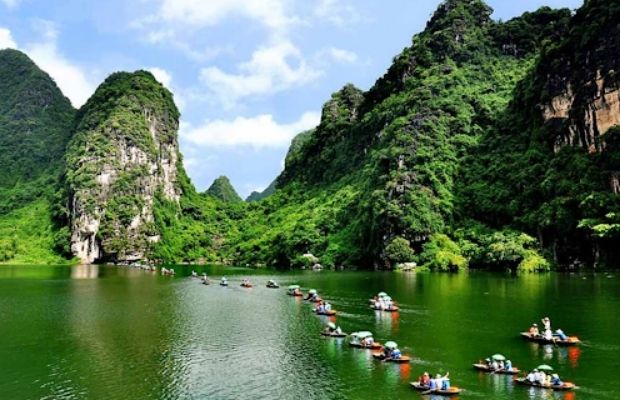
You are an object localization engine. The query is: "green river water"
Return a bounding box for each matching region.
[0,265,618,400]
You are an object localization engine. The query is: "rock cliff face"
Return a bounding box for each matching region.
[539,2,620,155]
[66,71,181,264]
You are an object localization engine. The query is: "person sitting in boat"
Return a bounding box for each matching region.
[191,270,198,277]
[484,358,492,367]
[439,373,450,390]
[324,302,332,312]
[504,360,513,372]
[490,359,499,370]
[428,377,437,391]
[529,323,539,336]
[391,348,402,360]
[316,302,326,313]
[543,329,553,341]
[419,372,430,387]
[498,360,505,370]
[554,329,568,340]
[435,373,449,390]
[527,370,537,383]
[536,371,547,385]
[551,374,563,386]
[361,336,374,347]
[374,298,382,309]
[542,317,551,331]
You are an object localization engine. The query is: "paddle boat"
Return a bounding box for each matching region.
[201,274,210,285]
[410,382,462,396]
[304,289,322,303]
[349,331,382,350]
[473,354,519,375]
[286,285,303,296]
[266,279,279,288]
[371,341,410,363]
[520,331,581,346]
[321,322,347,338]
[191,270,198,278]
[368,291,389,304]
[219,277,229,287]
[240,279,253,288]
[161,267,175,276]
[516,365,576,391]
[370,294,398,311]
[314,307,336,316]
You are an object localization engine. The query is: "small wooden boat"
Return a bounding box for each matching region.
[370,305,399,312]
[372,353,410,363]
[349,342,383,350]
[321,331,347,338]
[241,283,253,288]
[472,363,519,375]
[410,382,462,395]
[515,378,576,391]
[201,280,210,285]
[219,282,228,287]
[520,332,581,346]
[306,297,323,303]
[266,280,279,288]
[287,285,303,296]
[315,310,336,316]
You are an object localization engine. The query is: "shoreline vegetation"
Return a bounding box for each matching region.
[1,0,619,271]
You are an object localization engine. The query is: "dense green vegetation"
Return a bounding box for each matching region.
[1,0,618,270]
[205,176,242,202]
[458,0,620,268]
[0,49,76,264]
[216,0,578,270]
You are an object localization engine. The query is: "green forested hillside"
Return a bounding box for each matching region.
[206,176,242,202]
[0,49,76,263]
[221,1,575,270]
[1,0,618,269]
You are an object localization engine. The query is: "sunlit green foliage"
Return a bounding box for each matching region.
[205,176,242,202]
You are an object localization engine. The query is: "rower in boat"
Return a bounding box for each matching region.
[220,277,228,286]
[201,273,210,285]
[305,289,321,302]
[411,372,462,395]
[314,300,336,316]
[521,326,580,345]
[517,365,576,391]
[191,270,198,278]
[349,331,381,349]
[286,285,303,296]
[266,279,279,288]
[473,354,519,374]
[321,322,346,337]
[372,341,410,363]
[371,295,398,311]
[241,278,253,288]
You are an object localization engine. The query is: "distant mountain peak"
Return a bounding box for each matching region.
[206,176,242,203]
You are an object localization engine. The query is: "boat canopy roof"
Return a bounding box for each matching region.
[378,292,388,297]
[536,364,554,371]
[327,322,336,329]
[384,341,398,349]
[308,289,317,295]
[352,331,373,339]
[492,354,506,361]
[287,285,300,290]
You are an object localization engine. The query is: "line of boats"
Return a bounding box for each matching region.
[191,274,583,396]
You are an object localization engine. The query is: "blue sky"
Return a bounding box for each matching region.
[0,0,583,197]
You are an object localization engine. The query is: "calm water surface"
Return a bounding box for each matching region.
[0,265,618,399]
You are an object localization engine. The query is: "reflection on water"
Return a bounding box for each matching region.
[70,264,99,279]
[0,266,618,399]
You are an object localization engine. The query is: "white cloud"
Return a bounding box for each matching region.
[325,47,358,64]
[315,0,361,27]
[25,40,96,108]
[200,40,322,108]
[1,22,96,107]
[148,66,172,87]
[1,0,20,9]
[181,111,320,149]
[155,0,295,32]
[0,27,17,49]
